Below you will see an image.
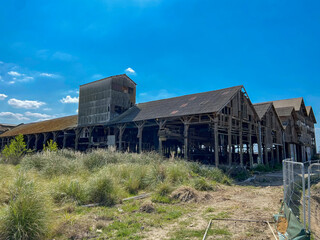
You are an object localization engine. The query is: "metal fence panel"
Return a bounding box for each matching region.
[283,159,306,229]
[308,162,320,239]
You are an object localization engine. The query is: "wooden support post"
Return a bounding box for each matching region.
[249,125,253,168]
[257,122,263,164]
[88,127,94,147]
[34,134,39,151]
[26,135,33,149]
[135,121,145,153]
[282,132,286,159]
[75,128,81,151]
[271,143,274,165]
[53,131,58,143]
[228,116,232,166]
[63,132,67,149]
[0,138,3,150]
[214,118,219,167]
[117,124,126,151]
[156,119,166,155]
[239,121,243,167]
[276,145,280,164]
[43,132,49,147]
[184,123,189,160]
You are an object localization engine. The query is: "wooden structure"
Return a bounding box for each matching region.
[0,74,317,166]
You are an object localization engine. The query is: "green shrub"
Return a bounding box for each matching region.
[193,177,215,191]
[0,174,49,240]
[82,149,108,170]
[166,163,189,184]
[86,173,117,206]
[151,182,173,203]
[1,134,28,165]
[52,179,86,204]
[144,163,167,188]
[43,139,58,152]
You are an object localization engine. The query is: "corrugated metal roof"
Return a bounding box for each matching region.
[0,115,78,137]
[80,74,137,87]
[253,103,272,119]
[110,85,243,124]
[275,107,294,117]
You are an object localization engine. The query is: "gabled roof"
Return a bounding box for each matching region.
[0,115,78,138]
[253,102,272,119]
[110,85,243,124]
[0,124,17,133]
[80,74,137,87]
[275,107,295,117]
[306,106,317,123]
[271,97,304,111]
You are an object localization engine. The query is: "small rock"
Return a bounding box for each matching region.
[96,229,102,233]
[141,226,144,230]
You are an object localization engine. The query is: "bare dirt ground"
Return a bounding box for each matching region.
[146,172,283,240]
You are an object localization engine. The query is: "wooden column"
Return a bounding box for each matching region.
[53,131,58,143]
[157,119,166,155]
[282,132,286,159]
[117,124,126,151]
[264,126,269,165]
[183,123,189,160]
[135,121,145,153]
[249,124,253,168]
[257,122,263,164]
[75,128,81,151]
[271,143,274,165]
[276,145,280,164]
[34,134,39,151]
[88,127,94,148]
[239,120,243,167]
[63,132,67,148]
[214,118,219,167]
[43,132,49,147]
[228,116,232,166]
[26,135,33,149]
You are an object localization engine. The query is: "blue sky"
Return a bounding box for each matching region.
[0,0,319,151]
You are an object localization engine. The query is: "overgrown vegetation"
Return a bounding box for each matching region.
[0,147,233,239]
[1,134,28,165]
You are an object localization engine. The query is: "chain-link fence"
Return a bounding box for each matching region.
[282,159,320,239]
[307,162,320,239]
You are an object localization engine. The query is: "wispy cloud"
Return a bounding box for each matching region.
[52,51,75,61]
[92,74,104,80]
[0,112,29,121]
[125,67,136,75]
[138,89,176,102]
[8,98,46,109]
[60,95,79,104]
[25,111,52,119]
[0,61,59,84]
[0,94,8,100]
[8,71,21,77]
[39,73,58,78]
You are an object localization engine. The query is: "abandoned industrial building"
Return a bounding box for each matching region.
[0,74,317,167]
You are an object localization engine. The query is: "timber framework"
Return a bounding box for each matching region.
[0,74,317,167]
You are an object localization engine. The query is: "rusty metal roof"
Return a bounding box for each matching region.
[110,85,243,124]
[0,115,78,137]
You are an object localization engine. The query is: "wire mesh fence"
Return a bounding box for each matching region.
[283,159,320,239]
[307,162,320,239]
[283,159,306,228]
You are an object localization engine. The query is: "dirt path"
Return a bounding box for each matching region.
[146,181,283,240]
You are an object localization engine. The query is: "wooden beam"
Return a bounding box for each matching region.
[183,122,189,160]
[214,118,219,167]
[240,120,243,167]
[117,124,127,151]
[257,122,263,164]
[249,124,253,168]
[228,116,232,166]
[135,121,145,153]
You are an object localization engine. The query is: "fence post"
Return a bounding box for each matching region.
[301,163,306,230]
[307,164,311,232]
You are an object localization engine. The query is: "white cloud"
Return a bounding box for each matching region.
[52,51,75,61]
[92,74,104,80]
[0,94,8,100]
[25,111,52,119]
[40,73,57,78]
[60,95,79,104]
[8,81,15,84]
[125,67,136,75]
[0,112,29,121]
[7,71,21,77]
[21,76,34,82]
[8,98,46,109]
[43,108,52,111]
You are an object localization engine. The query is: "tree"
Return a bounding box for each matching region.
[43,139,58,152]
[1,134,27,165]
